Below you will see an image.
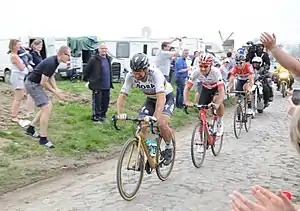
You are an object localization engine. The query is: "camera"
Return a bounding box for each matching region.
[246,41,258,54]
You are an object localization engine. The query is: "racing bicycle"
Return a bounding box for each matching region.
[112,115,176,201]
[231,90,252,139]
[184,104,223,168]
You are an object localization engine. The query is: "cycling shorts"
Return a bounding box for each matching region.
[197,81,203,93]
[236,79,248,92]
[199,87,218,105]
[139,93,175,117]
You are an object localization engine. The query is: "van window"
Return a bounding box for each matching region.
[152,48,159,56]
[116,42,130,58]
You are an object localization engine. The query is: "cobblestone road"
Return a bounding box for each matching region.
[1,93,300,211]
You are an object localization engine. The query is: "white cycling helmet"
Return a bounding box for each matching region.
[252,56,263,64]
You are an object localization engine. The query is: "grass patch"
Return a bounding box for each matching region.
[0,80,234,193]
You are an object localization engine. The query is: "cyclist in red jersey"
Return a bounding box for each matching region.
[227,54,254,115]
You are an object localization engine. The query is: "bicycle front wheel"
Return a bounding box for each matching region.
[233,105,243,139]
[156,131,176,181]
[191,120,207,168]
[116,138,145,201]
[244,106,252,132]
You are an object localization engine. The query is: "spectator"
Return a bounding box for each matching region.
[290,102,300,153]
[227,51,236,69]
[191,51,200,66]
[24,39,44,118]
[30,39,44,68]
[230,185,300,211]
[8,39,29,122]
[175,49,191,108]
[169,47,176,83]
[83,43,114,123]
[219,58,231,80]
[24,46,70,148]
[156,40,182,82]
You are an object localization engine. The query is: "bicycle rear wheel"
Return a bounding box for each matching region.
[191,120,207,168]
[211,134,223,156]
[116,138,145,201]
[156,131,176,181]
[233,105,243,139]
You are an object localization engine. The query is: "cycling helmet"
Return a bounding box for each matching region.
[199,53,214,65]
[130,53,149,71]
[252,56,263,64]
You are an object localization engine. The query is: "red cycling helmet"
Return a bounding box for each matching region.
[199,53,214,65]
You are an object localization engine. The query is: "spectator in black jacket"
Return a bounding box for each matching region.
[83,43,114,123]
[30,39,44,68]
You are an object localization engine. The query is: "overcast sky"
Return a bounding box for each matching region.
[1,0,299,47]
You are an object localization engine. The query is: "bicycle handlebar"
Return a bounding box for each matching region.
[231,90,246,94]
[111,115,158,134]
[183,104,215,115]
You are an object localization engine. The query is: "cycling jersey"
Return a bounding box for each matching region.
[187,66,224,90]
[120,67,173,99]
[230,63,254,80]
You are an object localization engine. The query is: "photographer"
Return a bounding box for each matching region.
[246,41,271,69]
[246,41,273,103]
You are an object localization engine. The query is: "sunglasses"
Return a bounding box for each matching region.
[199,64,210,68]
[236,61,245,65]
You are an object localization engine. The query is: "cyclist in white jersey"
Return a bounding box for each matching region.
[184,53,225,135]
[117,53,175,165]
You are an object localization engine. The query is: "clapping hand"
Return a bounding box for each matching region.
[230,186,297,211]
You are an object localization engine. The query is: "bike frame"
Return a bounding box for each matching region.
[198,106,221,145]
[112,116,160,170]
[232,90,248,118]
[134,124,159,169]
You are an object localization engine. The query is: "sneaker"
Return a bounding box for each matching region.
[39,139,54,148]
[26,125,40,138]
[247,108,253,115]
[163,148,173,166]
[216,121,223,136]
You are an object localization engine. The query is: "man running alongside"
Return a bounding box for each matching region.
[117,53,175,165]
[227,54,254,115]
[184,53,225,136]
